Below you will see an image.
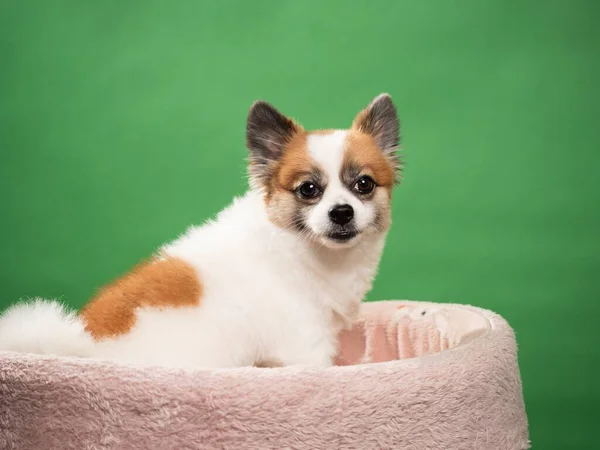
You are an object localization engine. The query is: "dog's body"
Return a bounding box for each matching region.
[0,94,401,369]
[91,191,385,369]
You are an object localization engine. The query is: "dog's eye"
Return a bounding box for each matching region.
[353,176,375,194]
[297,182,321,200]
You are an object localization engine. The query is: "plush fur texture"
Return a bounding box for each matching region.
[0,299,94,357]
[0,301,530,450]
[0,94,400,370]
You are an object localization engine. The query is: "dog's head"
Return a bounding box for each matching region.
[246,94,401,248]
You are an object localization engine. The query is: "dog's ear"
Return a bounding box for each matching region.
[246,101,301,171]
[352,94,400,170]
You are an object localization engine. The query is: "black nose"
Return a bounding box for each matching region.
[329,204,354,225]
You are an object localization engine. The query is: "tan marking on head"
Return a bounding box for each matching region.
[344,130,396,190]
[80,258,202,340]
[273,130,312,191]
[265,128,344,230]
[272,129,337,192]
[263,130,323,229]
[309,129,336,136]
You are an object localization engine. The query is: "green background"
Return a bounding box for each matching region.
[1,1,599,448]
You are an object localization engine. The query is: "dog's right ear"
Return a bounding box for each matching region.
[246,101,300,164]
[246,101,302,188]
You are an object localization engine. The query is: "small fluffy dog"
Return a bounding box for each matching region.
[0,94,401,369]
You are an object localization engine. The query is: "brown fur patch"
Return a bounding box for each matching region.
[343,130,396,190]
[81,258,202,340]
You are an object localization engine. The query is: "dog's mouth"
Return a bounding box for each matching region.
[326,229,359,243]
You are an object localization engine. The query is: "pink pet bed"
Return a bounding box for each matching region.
[0,301,530,449]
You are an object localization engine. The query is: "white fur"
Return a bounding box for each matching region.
[306,131,376,244]
[0,299,94,357]
[0,190,386,369]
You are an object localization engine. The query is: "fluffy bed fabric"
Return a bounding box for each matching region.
[0,301,529,450]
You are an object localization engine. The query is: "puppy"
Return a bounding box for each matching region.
[0,94,401,369]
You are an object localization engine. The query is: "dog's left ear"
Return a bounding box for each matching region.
[352,94,400,168]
